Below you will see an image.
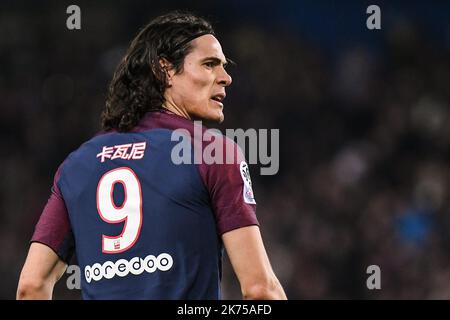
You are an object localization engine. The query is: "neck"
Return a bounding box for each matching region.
[162,100,191,120]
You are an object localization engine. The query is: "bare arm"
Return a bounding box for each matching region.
[17,242,67,300]
[222,225,287,300]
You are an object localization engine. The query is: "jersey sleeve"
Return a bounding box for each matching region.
[31,163,75,264]
[198,134,259,235]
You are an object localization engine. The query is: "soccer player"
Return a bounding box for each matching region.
[17,12,287,300]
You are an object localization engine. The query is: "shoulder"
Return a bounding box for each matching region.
[197,129,255,202]
[200,127,246,165]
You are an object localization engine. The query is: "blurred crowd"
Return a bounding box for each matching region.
[1,1,450,299]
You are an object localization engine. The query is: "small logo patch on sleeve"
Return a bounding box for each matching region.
[240,161,256,204]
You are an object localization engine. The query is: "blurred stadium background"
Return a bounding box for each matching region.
[1,0,450,299]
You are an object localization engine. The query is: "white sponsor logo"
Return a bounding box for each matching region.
[84,253,173,283]
[240,161,256,204]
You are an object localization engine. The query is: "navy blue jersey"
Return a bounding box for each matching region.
[31,111,258,299]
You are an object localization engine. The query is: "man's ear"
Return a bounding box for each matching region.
[159,58,175,86]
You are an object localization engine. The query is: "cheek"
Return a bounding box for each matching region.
[171,67,214,110]
[190,73,213,96]
[182,74,213,107]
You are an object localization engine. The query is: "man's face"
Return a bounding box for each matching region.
[164,34,232,123]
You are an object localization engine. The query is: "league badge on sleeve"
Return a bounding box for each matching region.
[240,161,256,204]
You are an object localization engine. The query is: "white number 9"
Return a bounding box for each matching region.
[96,167,142,253]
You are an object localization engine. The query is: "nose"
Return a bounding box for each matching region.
[217,68,232,87]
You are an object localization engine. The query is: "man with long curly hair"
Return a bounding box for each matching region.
[17,11,286,300]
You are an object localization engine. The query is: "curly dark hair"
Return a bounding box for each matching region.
[101,11,215,131]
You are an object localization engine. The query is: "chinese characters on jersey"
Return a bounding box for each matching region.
[96,142,146,163]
